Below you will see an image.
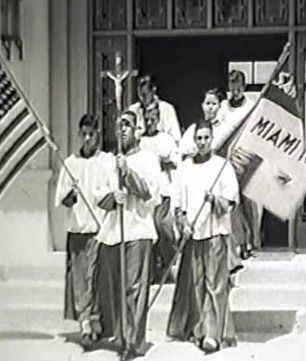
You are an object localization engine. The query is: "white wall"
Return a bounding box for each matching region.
[49,0,88,251]
[0,0,90,266]
[7,0,50,168]
[68,0,88,156]
[0,0,51,266]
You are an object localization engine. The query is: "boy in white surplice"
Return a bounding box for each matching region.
[139,101,180,282]
[95,110,161,359]
[168,121,239,353]
[55,114,110,342]
[129,75,181,143]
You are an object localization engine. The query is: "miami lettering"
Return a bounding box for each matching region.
[251,116,302,159]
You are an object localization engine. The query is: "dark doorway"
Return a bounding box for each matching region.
[137,34,287,131]
[137,33,288,247]
[262,211,288,248]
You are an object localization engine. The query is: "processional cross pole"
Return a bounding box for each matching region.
[101,52,138,359]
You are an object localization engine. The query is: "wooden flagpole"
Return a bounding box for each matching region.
[101,51,138,359]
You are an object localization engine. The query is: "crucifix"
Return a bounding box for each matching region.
[101,51,138,114]
[100,52,138,360]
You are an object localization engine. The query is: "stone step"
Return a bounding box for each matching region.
[0,280,64,306]
[0,306,70,334]
[1,253,303,286]
[0,302,294,340]
[150,284,306,312]
[2,268,305,308]
[148,307,296,336]
[0,274,306,311]
[0,291,298,340]
[148,285,297,335]
[1,280,304,314]
[233,310,296,334]
[230,285,306,311]
[0,255,305,338]
[0,254,66,282]
[237,259,306,286]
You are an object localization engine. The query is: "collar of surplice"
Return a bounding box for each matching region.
[78,147,100,159]
[229,95,246,108]
[192,152,212,164]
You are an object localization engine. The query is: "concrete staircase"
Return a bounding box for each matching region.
[0,253,77,336]
[229,252,306,336]
[0,252,305,340]
[147,253,302,339]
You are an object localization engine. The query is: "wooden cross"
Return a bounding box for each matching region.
[101,51,138,113]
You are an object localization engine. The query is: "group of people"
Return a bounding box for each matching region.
[55,70,261,360]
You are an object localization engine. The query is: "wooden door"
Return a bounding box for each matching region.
[294,32,306,250]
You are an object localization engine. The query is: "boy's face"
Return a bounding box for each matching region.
[201,94,220,121]
[229,80,245,101]
[194,127,212,157]
[79,125,98,153]
[119,116,136,149]
[145,107,159,135]
[138,84,155,107]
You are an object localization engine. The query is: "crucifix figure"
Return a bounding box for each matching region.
[101,51,138,113]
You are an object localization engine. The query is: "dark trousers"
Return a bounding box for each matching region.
[167,236,235,346]
[153,197,176,282]
[97,240,152,355]
[64,232,99,322]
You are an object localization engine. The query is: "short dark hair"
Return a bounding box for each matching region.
[121,110,137,126]
[228,70,246,86]
[194,120,213,135]
[137,75,157,91]
[202,88,226,103]
[79,114,98,130]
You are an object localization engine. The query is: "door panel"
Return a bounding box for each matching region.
[94,36,127,151]
[295,32,306,249]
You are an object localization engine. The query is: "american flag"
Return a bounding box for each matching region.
[0,61,47,198]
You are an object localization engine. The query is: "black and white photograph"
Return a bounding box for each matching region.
[1,1,306,361]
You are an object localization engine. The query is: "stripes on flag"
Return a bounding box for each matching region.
[231,70,306,220]
[0,63,47,198]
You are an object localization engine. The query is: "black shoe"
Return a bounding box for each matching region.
[240,244,253,260]
[120,349,138,361]
[229,264,244,275]
[80,333,93,347]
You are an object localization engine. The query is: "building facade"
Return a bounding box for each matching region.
[1,0,306,268]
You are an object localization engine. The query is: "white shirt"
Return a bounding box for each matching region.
[95,149,161,246]
[139,132,180,197]
[179,118,227,158]
[129,97,181,143]
[173,154,239,240]
[55,151,112,234]
[213,96,255,152]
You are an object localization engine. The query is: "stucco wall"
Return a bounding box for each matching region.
[0,0,89,265]
[49,0,88,251]
[0,0,51,266]
[7,0,50,168]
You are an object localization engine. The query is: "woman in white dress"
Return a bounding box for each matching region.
[179,88,225,159]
